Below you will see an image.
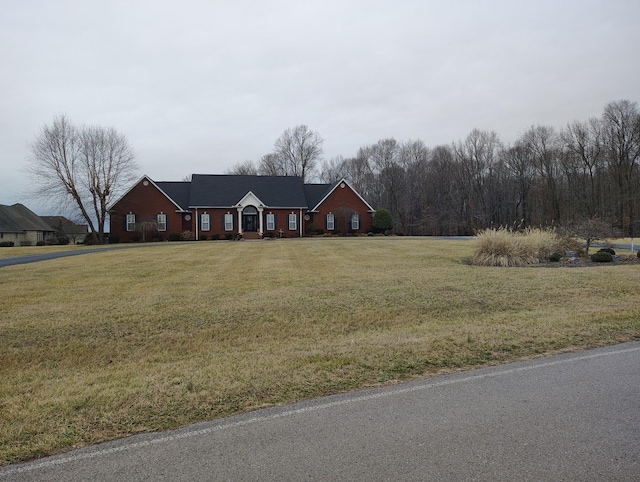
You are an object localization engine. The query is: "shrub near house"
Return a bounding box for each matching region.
[108,175,375,242]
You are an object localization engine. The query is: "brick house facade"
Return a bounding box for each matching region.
[108,175,374,242]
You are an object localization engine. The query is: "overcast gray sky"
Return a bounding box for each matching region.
[1,0,639,212]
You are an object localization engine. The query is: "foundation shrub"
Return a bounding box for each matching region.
[168,233,181,242]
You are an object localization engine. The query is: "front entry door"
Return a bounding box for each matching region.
[243,214,257,232]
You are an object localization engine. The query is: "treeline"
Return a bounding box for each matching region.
[231,100,640,236]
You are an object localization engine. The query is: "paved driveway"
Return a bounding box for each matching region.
[2,342,639,481]
[0,244,168,268]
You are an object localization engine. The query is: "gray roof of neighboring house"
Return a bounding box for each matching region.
[155,182,191,210]
[189,175,309,208]
[0,204,55,233]
[40,216,88,234]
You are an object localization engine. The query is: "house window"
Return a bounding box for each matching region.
[288,213,297,230]
[266,213,275,231]
[326,213,335,230]
[157,213,167,231]
[224,213,233,231]
[126,213,136,231]
[201,213,210,231]
[351,213,360,230]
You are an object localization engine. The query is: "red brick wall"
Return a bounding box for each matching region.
[310,183,373,235]
[109,179,192,242]
[193,208,304,238]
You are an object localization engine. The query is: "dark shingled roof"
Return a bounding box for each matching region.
[155,181,191,210]
[0,204,54,233]
[303,182,336,211]
[189,175,309,208]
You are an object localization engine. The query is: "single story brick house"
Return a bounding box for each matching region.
[108,174,375,242]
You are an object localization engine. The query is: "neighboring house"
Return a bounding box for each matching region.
[0,203,55,245]
[40,216,89,244]
[108,174,375,242]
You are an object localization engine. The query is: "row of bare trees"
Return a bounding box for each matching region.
[307,99,638,236]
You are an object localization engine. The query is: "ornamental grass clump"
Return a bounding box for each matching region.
[473,227,561,267]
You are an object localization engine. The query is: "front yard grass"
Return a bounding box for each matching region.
[1,237,639,465]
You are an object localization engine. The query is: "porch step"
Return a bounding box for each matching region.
[241,232,262,240]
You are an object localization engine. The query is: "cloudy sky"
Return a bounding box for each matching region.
[1,0,639,212]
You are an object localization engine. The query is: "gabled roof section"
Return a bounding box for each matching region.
[303,183,334,211]
[155,181,191,211]
[189,175,308,208]
[235,191,266,208]
[0,204,54,233]
[308,178,375,212]
[107,175,189,212]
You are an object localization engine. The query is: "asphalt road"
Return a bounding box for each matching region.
[2,342,639,481]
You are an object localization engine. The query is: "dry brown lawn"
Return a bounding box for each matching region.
[1,237,639,465]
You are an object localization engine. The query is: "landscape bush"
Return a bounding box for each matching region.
[224,233,234,240]
[549,252,562,262]
[473,227,563,267]
[0,241,15,247]
[109,236,120,244]
[591,251,613,263]
[598,247,616,256]
[199,234,208,241]
[372,208,393,233]
[168,233,181,242]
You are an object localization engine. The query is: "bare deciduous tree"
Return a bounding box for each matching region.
[227,160,258,175]
[319,155,350,183]
[273,125,323,182]
[257,153,286,176]
[602,100,640,236]
[27,115,138,243]
[561,118,605,220]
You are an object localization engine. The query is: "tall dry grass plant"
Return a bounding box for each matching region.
[473,227,562,267]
